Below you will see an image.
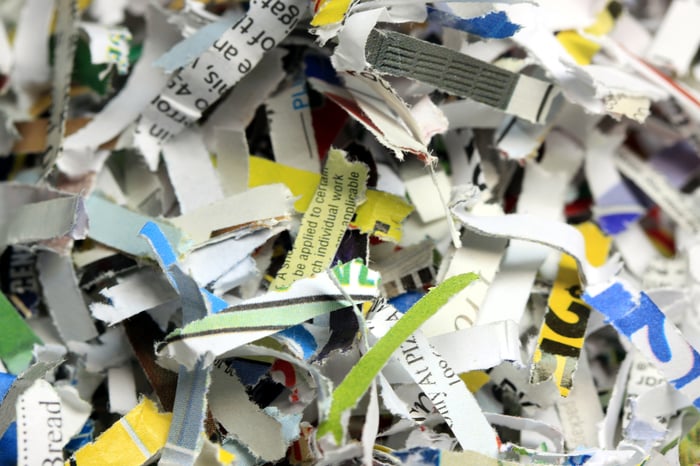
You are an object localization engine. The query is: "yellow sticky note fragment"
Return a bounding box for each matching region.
[353,190,413,243]
[557,6,615,65]
[69,398,172,466]
[311,0,353,26]
[459,371,490,393]
[271,149,368,290]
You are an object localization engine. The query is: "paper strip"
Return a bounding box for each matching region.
[452,205,620,287]
[266,75,321,173]
[426,8,519,39]
[160,362,210,466]
[585,281,700,408]
[90,267,178,326]
[372,306,497,456]
[169,183,294,246]
[134,0,307,162]
[153,248,212,464]
[10,0,53,110]
[531,223,611,396]
[58,5,181,175]
[16,379,90,466]
[272,149,368,290]
[161,129,224,214]
[249,156,412,241]
[554,350,604,449]
[85,195,189,259]
[614,147,700,233]
[311,0,354,26]
[430,320,520,373]
[0,189,88,251]
[107,365,138,415]
[644,0,700,76]
[36,251,99,343]
[0,360,61,438]
[364,29,562,125]
[158,259,379,369]
[209,361,288,462]
[352,190,413,242]
[316,272,478,445]
[69,398,172,466]
[422,215,507,338]
[40,0,78,179]
[0,290,41,375]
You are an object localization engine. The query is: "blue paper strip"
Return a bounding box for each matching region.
[585,281,700,408]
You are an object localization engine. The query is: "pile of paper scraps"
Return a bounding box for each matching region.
[3,0,700,464]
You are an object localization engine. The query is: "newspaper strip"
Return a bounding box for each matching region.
[316,273,478,445]
[0,360,62,438]
[16,379,90,466]
[134,0,307,163]
[266,75,321,173]
[249,156,412,241]
[272,149,368,290]
[371,304,498,456]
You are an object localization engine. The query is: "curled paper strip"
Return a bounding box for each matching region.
[451,204,622,287]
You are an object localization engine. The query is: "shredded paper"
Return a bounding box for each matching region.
[3,0,700,464]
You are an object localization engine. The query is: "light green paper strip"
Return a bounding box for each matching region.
[166,297,367,341]
[0,291,42,374]
[316,273,479,444]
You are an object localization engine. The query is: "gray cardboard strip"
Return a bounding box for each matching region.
[365,29,518,110]
[365,29,561,124]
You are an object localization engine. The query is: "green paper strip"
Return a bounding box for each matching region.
[164,294,375,343]
[317,273,479,444]
[0,291,42,374]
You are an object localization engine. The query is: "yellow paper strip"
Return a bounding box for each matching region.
[531,222,612,396]
[68,398,172,466]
